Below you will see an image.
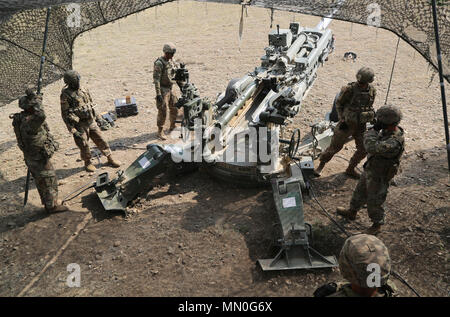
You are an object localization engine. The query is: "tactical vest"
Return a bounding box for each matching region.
[62,88,96,122]
[343,82,376,125]
[366,127,405,179]
[155,57,175,88]
[12,112,59,160]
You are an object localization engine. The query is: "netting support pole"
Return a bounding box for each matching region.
[384,37,400,105]
[24,6,52,208]
[37,7,52,94]
[431,0,450,171]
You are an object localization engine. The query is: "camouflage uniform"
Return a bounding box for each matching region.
[321,82,376,164]
[349,127,404,225]
[337,105,404,234]
[153,44,179,132]
[316,67,376,177]
[60,86,112,161]
[60,70,120,172]
[314,234,396,297]
[12,93,60,211]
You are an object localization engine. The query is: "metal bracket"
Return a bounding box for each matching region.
[258,163,337,271]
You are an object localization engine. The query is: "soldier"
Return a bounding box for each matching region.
[153,43,180,140]
[337,105,405,235]
[60,70,121,172]
[11,89,68,213]
[313,234,396,297]
[314,67,377,178]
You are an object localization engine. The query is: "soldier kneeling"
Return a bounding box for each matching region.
[314,234,396,297]
[12,89,68,213]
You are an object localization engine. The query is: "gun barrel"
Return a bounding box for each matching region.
[285,33,307,63]
[216,81,258,128]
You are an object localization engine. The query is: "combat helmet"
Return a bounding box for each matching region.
[376,104,402,126]
[63,70,81,89]
[339,234,391,288]
[163,43,176,54]
[356,67,375,84]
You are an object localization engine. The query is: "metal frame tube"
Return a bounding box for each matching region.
[431,0,450,170]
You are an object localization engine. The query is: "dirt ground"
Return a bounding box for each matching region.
[0,1,448,297]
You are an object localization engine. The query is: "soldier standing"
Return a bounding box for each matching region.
[153,43,180,140]
[314,67,377,178]
[313,234,396,297]
[11,89,68,213]
[337,105,405,235]
[60,70,121,172]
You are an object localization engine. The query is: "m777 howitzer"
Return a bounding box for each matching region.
[94,20,339,271]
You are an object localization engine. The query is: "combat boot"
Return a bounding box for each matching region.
[364,223,382,235]
[313,161,326,177]
[46,200,69,214]
[107,155,121,168]
[157,128,167,140]
[345,165,360,179]
[337,207,358,221]
[85,160,96,172]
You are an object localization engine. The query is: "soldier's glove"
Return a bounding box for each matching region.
[339,121,348,131]
[96,116,111,131]
[373,120,384,132]
[313,283,338,297]
[156,95,163,104]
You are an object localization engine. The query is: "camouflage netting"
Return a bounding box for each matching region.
[0,0,174,106]
[213,0,450,77]
[0,0,449,106]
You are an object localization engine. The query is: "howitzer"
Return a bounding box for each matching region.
[95,20,339,271]
[174,64,211,130]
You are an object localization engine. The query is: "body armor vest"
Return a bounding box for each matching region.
[343,82,375,125]
[155,57,175,89]
[62,88,95,122]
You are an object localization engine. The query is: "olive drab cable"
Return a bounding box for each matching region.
[61,181,95,203]
[302,173,421,297]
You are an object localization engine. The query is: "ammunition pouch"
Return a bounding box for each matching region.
[344,108,375,125]
[42,134,59,159]
[74,105,94,121]
[343,83,375,125]
[64,90,95,122]
[12,113,25,151]
[365,157,400,181]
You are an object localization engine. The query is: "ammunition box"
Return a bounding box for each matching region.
[114,97,138,117]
